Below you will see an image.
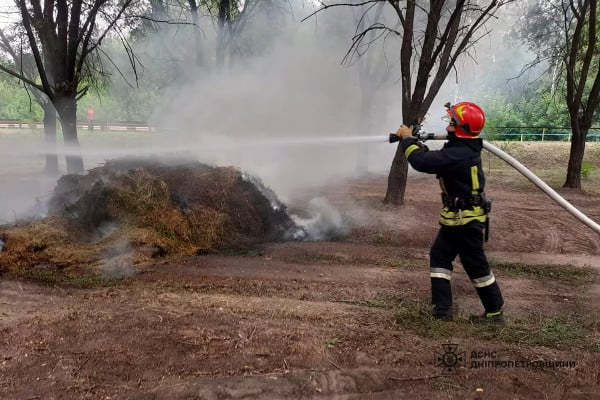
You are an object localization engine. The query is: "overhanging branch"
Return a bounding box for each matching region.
[301,0,384,23]
[342,24,399,64]
[0,63,44,91]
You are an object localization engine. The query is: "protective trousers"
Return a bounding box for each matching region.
[429,221,504,315]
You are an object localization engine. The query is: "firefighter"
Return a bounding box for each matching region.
[395,101,504,323]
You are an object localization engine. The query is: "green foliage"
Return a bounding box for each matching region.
[374,233,387,245]
[472,314,586,349]
[581,162,593,179]
[488,261,594,284]
[498,0,600,138]
[0,78,43,121]
[77,85,157,122]
[481,78,572,140]
[538,317,584,347]
[11,268,117,287]
[394,299,450,338]
[393,297,592,350]
[483,93,524,128]
[0,74,155,123]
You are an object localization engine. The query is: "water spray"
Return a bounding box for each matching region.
[388,128,600,235]
[4,125,598,235]
[2,135,394,160]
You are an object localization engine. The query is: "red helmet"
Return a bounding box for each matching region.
[445,101,485,139]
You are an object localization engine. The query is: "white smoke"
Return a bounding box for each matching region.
[0,1,538,239]
[290,197,356,240]
[98,238,136,280]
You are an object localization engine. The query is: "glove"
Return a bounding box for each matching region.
[400,136,429,154]
[395,125,413,138]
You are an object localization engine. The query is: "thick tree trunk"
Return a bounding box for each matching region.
[564,123,587,189]
[55,95,84,174]
[383,145,408,205]
[382,0,415,206]
[384,100,419,205]
[42,103,59,176]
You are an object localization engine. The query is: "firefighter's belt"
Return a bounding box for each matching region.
[441,193,490,212]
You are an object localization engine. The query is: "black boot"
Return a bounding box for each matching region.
[432,308,453,321]
[468,309,505,324]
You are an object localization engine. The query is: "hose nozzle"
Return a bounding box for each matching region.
[388,131,448,143]
[415,132,449,141]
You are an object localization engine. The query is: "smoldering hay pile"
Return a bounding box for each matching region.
[0,158,311,274]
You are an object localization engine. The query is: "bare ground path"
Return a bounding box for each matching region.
[2,240,600,399]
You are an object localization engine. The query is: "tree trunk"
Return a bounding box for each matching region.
[42,102,59,176]
[216,0,231,69]
[187,0,204,68]
[383,99,420,205]
[55,95,84,174]
[383,145,408,205]
[564,123,587,189]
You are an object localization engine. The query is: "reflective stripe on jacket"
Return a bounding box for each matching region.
[400,136,488,226]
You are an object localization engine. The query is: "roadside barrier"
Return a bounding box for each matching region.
[0,120,154,132]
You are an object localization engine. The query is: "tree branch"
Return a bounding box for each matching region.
[78,0,134,78]
[17,0,53,98]
[130,15,195,25]
[301,0,384,23]
[342,24,399,64]
[0,63,44,91]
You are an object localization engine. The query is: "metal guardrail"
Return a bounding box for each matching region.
[486,133,600,142]
[1,121,598,139]
[483,126,600,142]
[0,120,154,132]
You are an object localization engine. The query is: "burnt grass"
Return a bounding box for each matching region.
[1,157,304,274]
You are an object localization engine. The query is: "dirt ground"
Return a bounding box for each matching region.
[2,142,600,399]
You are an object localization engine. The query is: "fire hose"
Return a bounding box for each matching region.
[389,130,600,235]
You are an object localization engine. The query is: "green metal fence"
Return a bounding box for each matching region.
[484,127,600,142]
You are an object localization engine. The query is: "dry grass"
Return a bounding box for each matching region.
[0,158,297,274]
[483,141,600,190]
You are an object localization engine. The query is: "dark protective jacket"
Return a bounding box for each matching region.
[400,136,489,226]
